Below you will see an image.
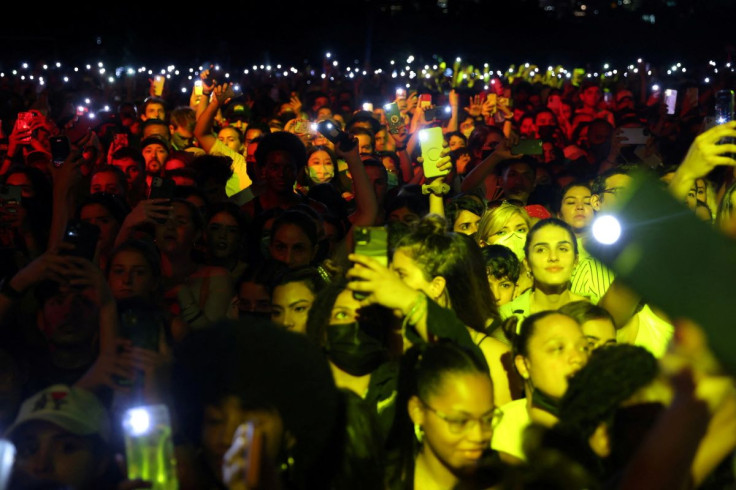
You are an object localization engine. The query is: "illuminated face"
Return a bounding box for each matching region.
[516,313,588,398]
[453,210,481,236]
[581,318,616,351]
[316,107,333,121]
[535,111,556,128]
[525,224,577,288]
[13,421,105,489]
[90,171,125,196]
[206,211,240,260]
[558,186,593,233]
[356,133,374,157]
[330,289,361,325]
[143,102,166,121]
[519,117,536,138]
[307,150,335,184]
[142,143,168,175]
[244,128,264,146]
[80,203,119,255]
[218,127,243,153]
[374,129,388,152]
[595,173,633,212]
[271,281,315,334]
[390,248,434,298]
[410,372,495,475]
[485,213,529,246]
[459,118,475,139]
[107,249,157,300]
[269,223,316,269]
[488,275,515,306]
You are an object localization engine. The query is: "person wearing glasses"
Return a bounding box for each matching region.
[385,341,505,490]
[492,310,589,463]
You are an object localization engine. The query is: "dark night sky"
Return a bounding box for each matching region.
[2,1,735,70]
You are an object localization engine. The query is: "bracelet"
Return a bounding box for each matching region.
[0,276,22,300]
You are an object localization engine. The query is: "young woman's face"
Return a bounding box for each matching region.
[107,249,158,300]
[517,313,589,398]
[525,224,577,287]
[581,318,617,351]
[269,223,316,269]
[154,202,198,256]
[307,150,335,184]
[206,211,240,260]
[237,281,271,316]
[390,248,434,299]
[411,372,495,475]
[80,204,120,256]
[485,213,529,246]
[329,289,361,325]
[558,186,593,233]
[271,281,315,334]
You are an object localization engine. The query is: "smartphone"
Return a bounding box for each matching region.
[362,102,373,112]
[664,89,678,115]
[118,303,161,352]
[62,219,100,261]
[316,119,356,152]
[619,127,651,145]
[201,61,216,85]
[419,94,432,109]
[715,89,735,124]
[419,127,450,179]
[194,80,203,97]
[586,172,736,373]
[353,226,388,300]
[238,422,264,489]
[122,404,178,489]
[13,112,34,144]
[149,176,176,201]
[511,138,543,155]
[424,106,452,122]
[396,88,407,100]
[384,102,403,134]
[50,135,71,167]
[153,75,165,96]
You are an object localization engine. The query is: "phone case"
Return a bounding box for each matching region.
[586,173,736,372]
[50,136,71,166]
[385,103,403,134]
[353,226,388,300]
[420,127,449,179]
[62,219,100,261]
[149,177,176,201]
[511,139,543,156]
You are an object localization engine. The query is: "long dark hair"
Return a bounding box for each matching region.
[395,214,499,333]
[385,341,488,489]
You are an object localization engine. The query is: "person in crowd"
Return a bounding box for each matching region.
[482,244,521,307]
[270,266,327,334]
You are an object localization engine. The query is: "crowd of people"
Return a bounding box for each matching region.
[0,51,734,490]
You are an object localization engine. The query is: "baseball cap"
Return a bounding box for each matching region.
[140,135,170,153]
[4,384,111,443]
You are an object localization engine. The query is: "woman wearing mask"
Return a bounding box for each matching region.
[347,215,520,407]
[492,310,589,462]
[476,202,534,296]
[306,279,397,438]
[499,218,589,324]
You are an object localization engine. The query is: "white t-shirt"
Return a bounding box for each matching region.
[491,398,530,461]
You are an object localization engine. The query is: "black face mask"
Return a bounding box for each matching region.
[325,322,387,376]
[531,387,561,417]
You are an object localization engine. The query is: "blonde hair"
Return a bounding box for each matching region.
[476,202,532,247]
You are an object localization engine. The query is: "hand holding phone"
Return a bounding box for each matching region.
[13,112,35,144]
[222,422,264,489]
[152,75,165,96]
[419,127,451,179]
[61,219,100,261]
[50,135,71,167]
[316,119,356,152]
[353,226,388,300]
[384,103,403,134]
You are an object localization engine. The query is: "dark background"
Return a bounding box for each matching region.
[1,0,735,70]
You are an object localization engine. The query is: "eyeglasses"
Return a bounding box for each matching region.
[419,398,502,434]
[602,187,626,196]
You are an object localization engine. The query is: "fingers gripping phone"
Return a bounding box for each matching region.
[419,127,450,179]
[316,119,356,152]
[61,219,100,261]
[353,226,388,300]
[13,112,34,144]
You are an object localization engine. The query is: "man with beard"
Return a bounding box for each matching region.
[140,135,170,191]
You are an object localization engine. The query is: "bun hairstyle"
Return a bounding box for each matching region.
[395,215,499,333]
